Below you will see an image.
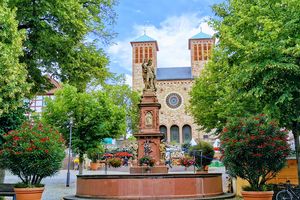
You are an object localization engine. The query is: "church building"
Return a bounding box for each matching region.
[131,31,214,144]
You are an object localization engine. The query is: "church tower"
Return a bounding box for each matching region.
[131,34,159,92]
[189,31,214,78]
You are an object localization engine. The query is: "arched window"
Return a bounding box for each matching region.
[182,125,192,143]
[170,125,179,143]
[159,125,167,141]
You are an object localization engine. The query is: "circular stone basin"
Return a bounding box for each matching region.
[76,173,223,199]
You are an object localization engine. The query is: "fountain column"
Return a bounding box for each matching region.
[130,59,168,173]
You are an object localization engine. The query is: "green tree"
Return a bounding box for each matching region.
[190,0,300,182]
[7,0,117,93]
[0,1,30,115]
[102,75,140,137]
[0,103,30,135]
[189,48,261,133]
[42,84,126,174]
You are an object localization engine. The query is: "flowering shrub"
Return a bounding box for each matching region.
[103,153,113,159]
[114,151,133,158]
[139,155,155,167]
[0,121,65,187]
[179,157,195,167]
[220,114,290,191]
[107,157,122,168]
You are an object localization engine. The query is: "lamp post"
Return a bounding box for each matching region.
[66,117,73,187]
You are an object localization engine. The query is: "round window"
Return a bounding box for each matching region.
[166,93,182,109]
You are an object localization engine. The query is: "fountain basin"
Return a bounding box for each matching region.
[75,173,223,199]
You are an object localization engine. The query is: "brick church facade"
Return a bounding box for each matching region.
[131,32,214,144]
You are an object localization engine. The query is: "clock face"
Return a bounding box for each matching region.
[166,93,182,109]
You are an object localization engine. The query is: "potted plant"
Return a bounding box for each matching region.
[220,114,290,200]
[189,141,214,171]
[179,157,195,170]
[107,157,122,168]
[0,121,65,200]
[139,155,155,167]
[87,146,104,170]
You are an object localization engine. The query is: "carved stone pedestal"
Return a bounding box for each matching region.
[130,90,168,173]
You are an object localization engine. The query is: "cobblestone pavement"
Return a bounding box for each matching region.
[4,166,236,200]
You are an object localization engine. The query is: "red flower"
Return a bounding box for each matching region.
[26,147,33,152]
[40,137,49,142]
[114,152,133,158]
[13,136,20,141]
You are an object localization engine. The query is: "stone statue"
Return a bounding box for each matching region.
[144,139,152,156]
[145,112,153,127]
[142,59,156,91]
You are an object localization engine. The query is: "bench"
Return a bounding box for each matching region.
[0,184,16,200]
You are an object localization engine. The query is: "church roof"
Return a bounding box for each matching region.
[156,67,193,81]
[190,32,212,39]
[132,34,156,42]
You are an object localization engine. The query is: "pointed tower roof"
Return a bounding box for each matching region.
[132,34,156,42]
[190,32,212,39]
[188,31,213,49]
[130,33,159,51]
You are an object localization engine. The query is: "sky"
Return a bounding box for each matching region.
[106,0,224,86]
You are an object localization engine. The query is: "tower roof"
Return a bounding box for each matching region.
[190,32,212,39]
[132,34,156,42]
[188,31,213,49]
[130,34,159,50]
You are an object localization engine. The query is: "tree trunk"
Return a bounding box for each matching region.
[79,153,84,175]
[292,122,300,185]
[0,169,5,183]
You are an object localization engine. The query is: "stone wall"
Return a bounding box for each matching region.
[156,80,204,143]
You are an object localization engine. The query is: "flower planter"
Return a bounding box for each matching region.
[90,162,99,170]
[241,191,273,200]
[14,187,44,200]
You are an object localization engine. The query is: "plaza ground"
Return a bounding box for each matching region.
[4,166,239,200]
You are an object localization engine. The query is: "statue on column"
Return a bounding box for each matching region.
[142,59,156,91]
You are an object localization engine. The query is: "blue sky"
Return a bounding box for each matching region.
[106,0,224,85]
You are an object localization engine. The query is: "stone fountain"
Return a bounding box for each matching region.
[64,59,224,199]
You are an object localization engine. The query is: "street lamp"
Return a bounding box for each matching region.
[66,117,73,187]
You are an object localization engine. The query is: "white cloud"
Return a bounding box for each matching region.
[125,74,132,87]
[107,13,215,74]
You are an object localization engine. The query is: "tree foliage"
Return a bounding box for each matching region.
[6,0,117,93]
[190,0,300,182]
[0,2,30,115]
[42,84,126,174]
[0,103,30,135]
[102,76,140,136]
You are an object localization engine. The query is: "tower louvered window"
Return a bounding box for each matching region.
[135,47,139,63]
[198,43,202,61]
[203,43,208,60]
[208,43,212,59]
[139,47,143,63]
[193,45,198,61]
[149,47,153,60]
[145,47,148,60]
